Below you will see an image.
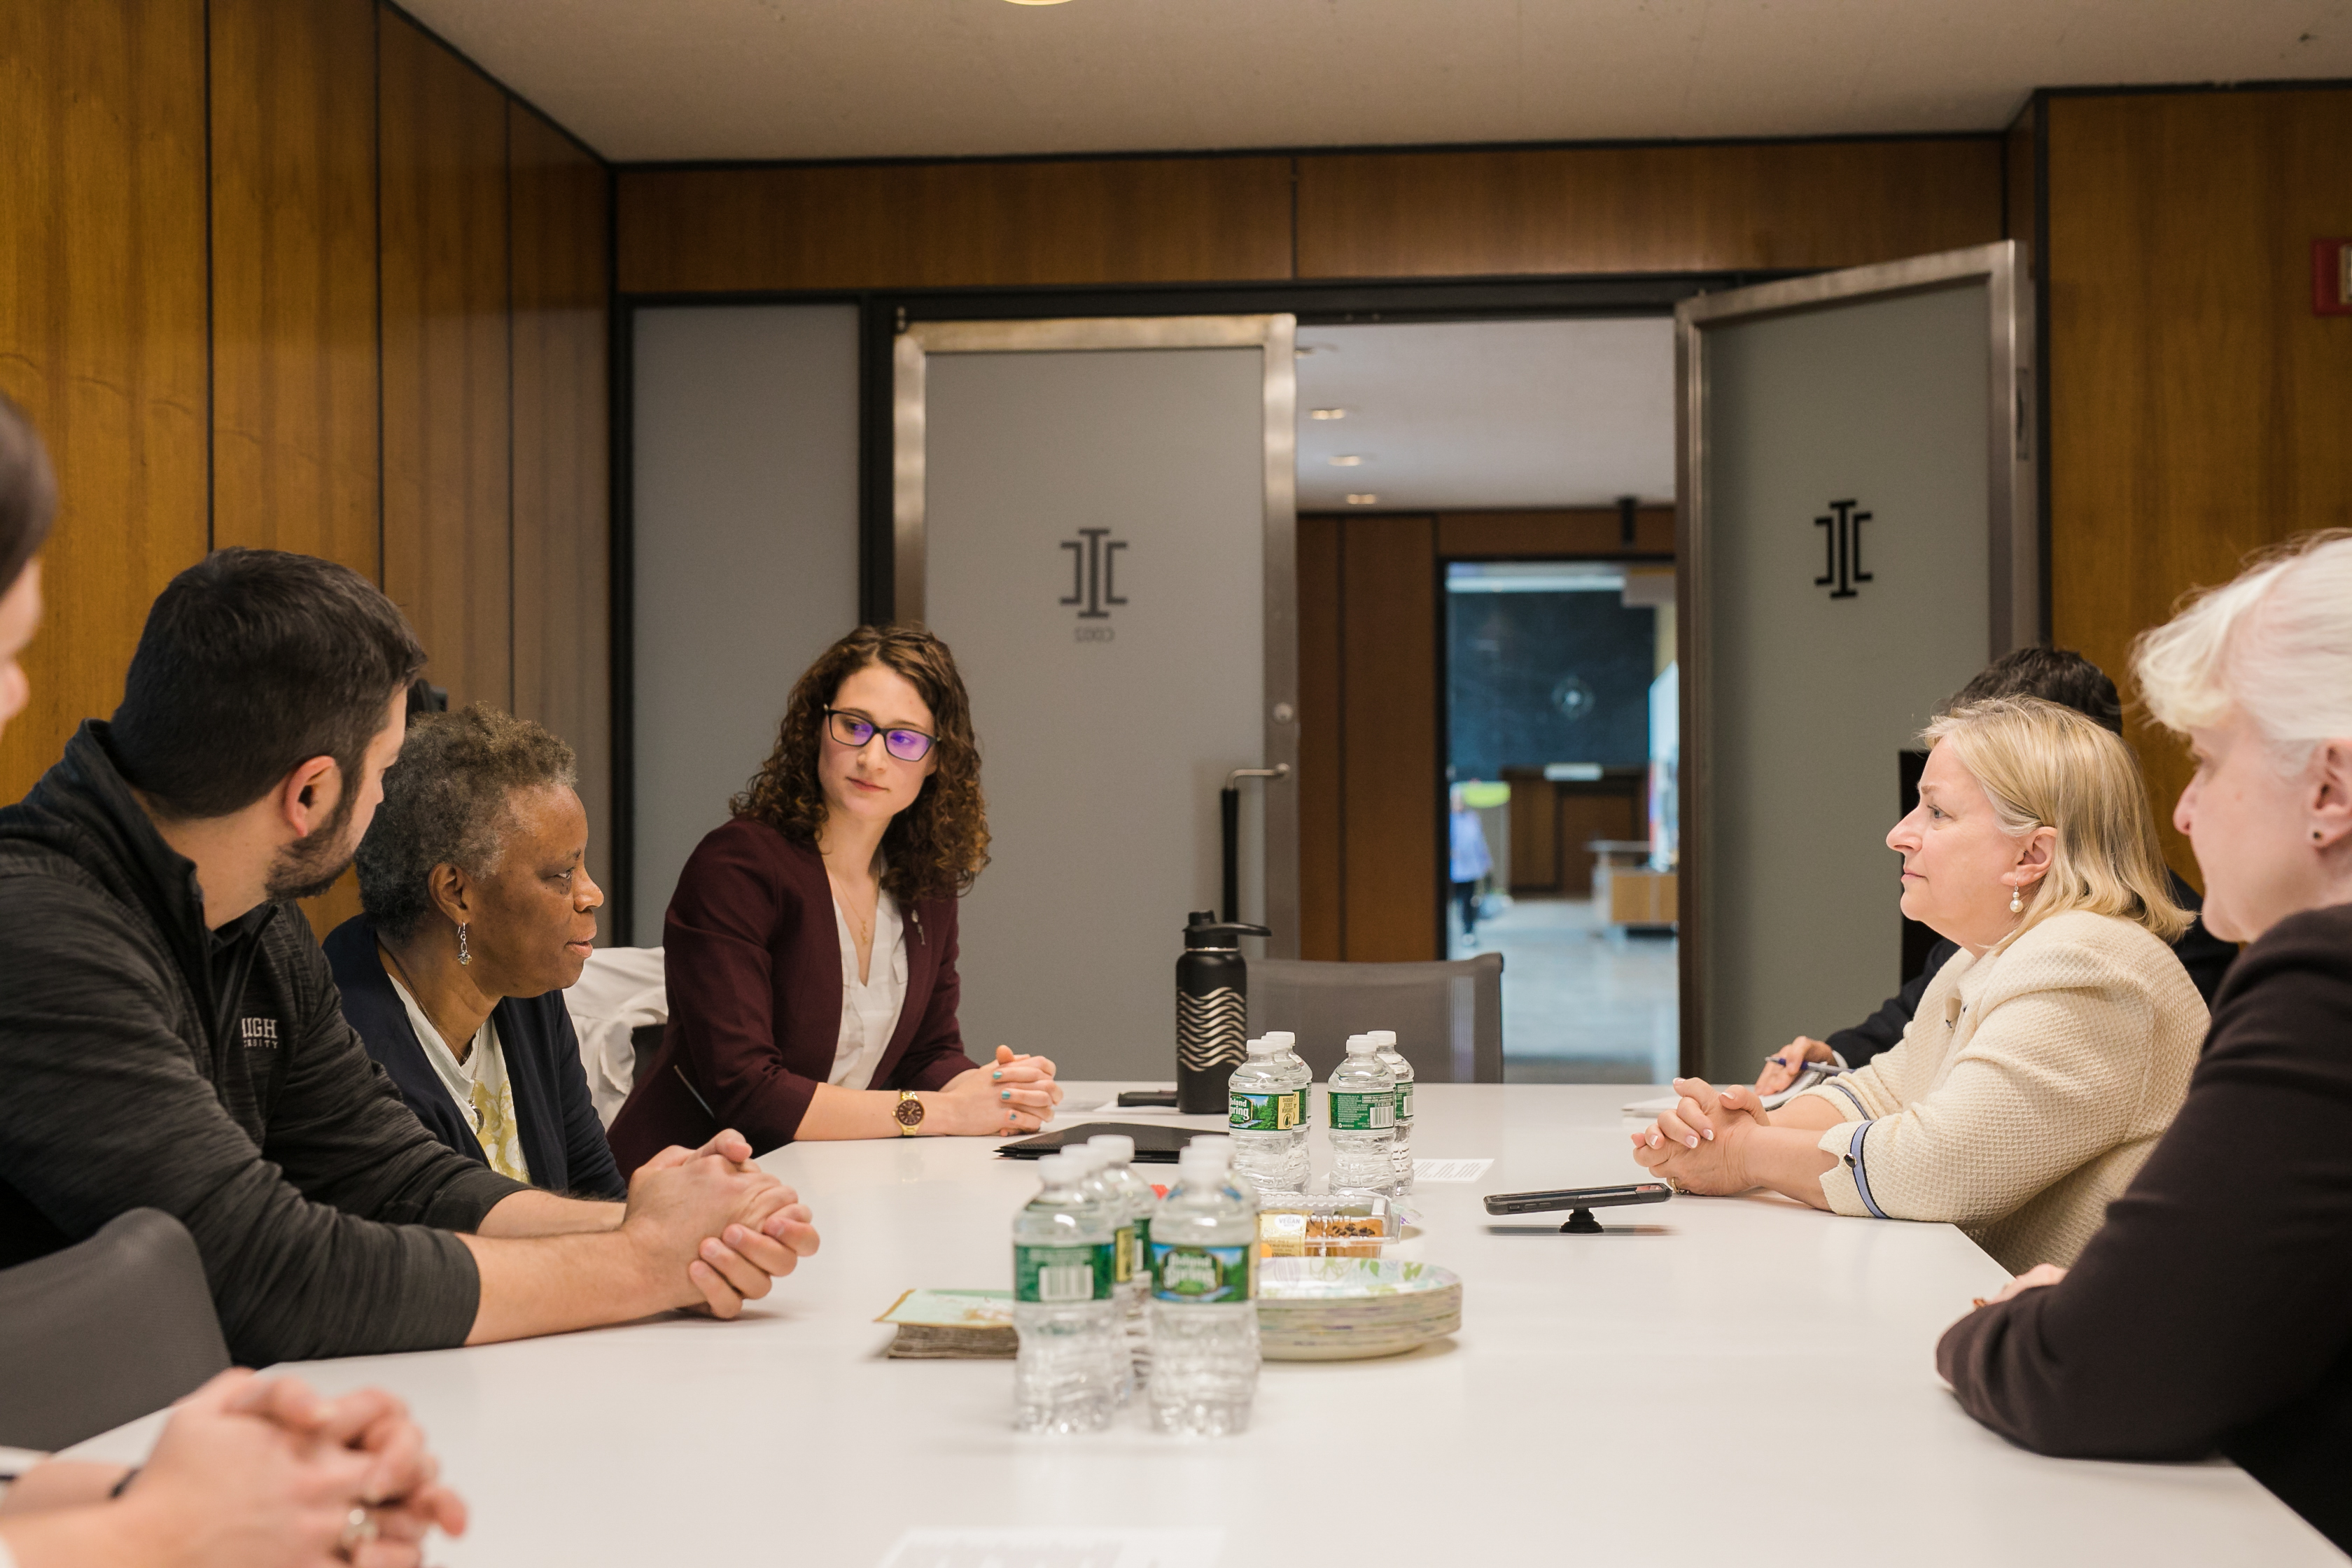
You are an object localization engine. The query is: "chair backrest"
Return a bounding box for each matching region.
[0,1208,230,1450]
[1247,953,1504,1083]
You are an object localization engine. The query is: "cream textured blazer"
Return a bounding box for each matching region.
[1795,909,2208,1273]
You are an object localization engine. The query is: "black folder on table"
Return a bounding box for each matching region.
[995,1121,1202,1163]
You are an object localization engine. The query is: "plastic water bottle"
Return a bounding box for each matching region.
[1264,1031,1314,1192]
[1011,1154,1121,1434]
[1371,1029,1416,1196]
[1327,1034,1397,1197]
[1228,1037,1304,1195]
[1147,1142,1261,1436]
[1065,1146,1137,1405]
[1085,1134,1156,1312]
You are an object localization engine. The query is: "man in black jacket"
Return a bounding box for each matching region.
[1756,648,2238,1093]
[0,550,819,1365]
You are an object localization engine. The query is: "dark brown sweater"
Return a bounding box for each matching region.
[605,817,978,1170]
[1938,899,2352,1549]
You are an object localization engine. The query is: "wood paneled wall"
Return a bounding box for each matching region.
[620,137,2004,293]
[2032,87,2352,883]
[0,1,612,939]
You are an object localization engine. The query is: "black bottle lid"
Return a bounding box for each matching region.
[1184,909,1272,949]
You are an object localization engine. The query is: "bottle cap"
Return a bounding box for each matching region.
[1344,1033,1376,1054]
[1178,1147,1224,1180]
[1086,1134,1135,1163]
[1035,1154,1072,1183]
[1265,1031,1296,1046]
[1063,1145,1104,1174]
[1370,1030,1397,1046]
[1186,1135,1235,1165]
[1243,1036,1275,1056]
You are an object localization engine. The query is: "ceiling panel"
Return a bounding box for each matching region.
[404,0,2351,162]
[1294,318,1675,512]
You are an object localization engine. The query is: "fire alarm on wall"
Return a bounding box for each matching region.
[2316,239,2352,316]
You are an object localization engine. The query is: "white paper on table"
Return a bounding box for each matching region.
[1413,1158,1494,1182]
[878,1527,1222,1568]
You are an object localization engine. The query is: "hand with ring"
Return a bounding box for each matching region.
[935,1044,1063,1136]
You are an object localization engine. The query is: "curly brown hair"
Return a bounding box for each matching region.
[732,625,989,902]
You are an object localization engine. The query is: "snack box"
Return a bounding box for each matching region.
[1256,1196,1397,1259]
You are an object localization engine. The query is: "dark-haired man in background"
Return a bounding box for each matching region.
[0,547,820,1364]
[1756,646,2238,1094]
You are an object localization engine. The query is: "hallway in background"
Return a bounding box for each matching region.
[1451,895,1677,1084]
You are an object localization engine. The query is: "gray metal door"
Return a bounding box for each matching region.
[1678,243,2036,1083]
[896,317,1298,1079]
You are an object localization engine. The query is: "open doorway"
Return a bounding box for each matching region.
[1444,559,1677,1084]
[1293,316,1679,1083]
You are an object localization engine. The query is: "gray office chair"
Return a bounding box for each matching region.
[1247,953,1504,1083]
[0,1208,230,1451]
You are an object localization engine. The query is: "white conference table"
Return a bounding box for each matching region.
[76,1084,2343,1565]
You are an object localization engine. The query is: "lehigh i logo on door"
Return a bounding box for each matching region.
[1060,528,1126,641]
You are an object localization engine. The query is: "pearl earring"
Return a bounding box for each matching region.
[457,923,470,966]
[2008,886,2024,915]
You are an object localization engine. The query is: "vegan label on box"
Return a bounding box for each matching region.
[1230,1091,1303,1131]
[1015,1242,1114,1304]
[1329,1089,1396,1131]
[1394,1083,1415,1123]
[1150,1242,1254,1303]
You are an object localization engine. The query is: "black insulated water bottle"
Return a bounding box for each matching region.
[1175,911,1271,1114]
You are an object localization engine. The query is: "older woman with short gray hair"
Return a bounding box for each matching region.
[326,704,625,1198]
[1939,533,2352,1551]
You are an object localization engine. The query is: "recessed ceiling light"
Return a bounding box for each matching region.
[1004,0,1074,6]
[1329,454,1366,467]
[1345,494,1380,505]
[1309,407,1348,421]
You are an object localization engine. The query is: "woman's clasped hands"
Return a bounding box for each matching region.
[1630,1077,1774,1194]
[936,1044,1064,1135]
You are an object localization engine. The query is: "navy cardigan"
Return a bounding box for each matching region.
[323,916,626,1201]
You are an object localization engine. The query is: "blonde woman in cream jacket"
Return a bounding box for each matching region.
[1632,697,2208,1272]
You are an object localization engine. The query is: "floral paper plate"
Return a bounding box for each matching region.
[1256,1258,1461,1361]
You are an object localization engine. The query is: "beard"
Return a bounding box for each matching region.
[264,784,363,902]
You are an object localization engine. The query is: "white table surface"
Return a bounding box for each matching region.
[72,1084,2342,1565]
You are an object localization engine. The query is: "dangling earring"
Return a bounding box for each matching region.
[457,923,470,966]
[2008,885,2024,915]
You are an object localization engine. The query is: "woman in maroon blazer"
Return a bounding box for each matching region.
[608,626,1062,1170]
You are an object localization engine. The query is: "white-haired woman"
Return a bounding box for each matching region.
[1632,696,2209,1273]
[1940,534,2352,1552]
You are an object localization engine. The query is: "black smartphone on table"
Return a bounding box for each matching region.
[1483,1182,1673,1216]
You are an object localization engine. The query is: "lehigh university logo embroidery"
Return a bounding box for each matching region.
[240,1016,279,1049]
[1814,498,1873,600]
[1060,528,1128,643]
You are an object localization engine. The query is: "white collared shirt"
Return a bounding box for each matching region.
[829,886,907,1091]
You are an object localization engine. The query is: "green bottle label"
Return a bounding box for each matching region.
[1132,1217,1152,1284]
[1394,1082,1414,1124]
[1112,1225,1136,1284]
[1150,1242,1254,1303]
[1229,1091,1302,1131]
[1329,1088,1396,1131]
[1014,1242,1114,1304]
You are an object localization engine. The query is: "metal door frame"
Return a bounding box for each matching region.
[890,314,1301,956]
[1672,240,2038,1073]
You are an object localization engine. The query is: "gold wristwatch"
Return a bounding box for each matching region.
[894,1090,925,1135]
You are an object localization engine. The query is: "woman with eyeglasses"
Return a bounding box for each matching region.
[607,626,1059,1170]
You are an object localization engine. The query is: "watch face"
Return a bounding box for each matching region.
[894,1096,924,1128]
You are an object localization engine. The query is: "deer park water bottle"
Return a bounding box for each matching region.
[1371,1029,1416,1195]
[1264,1030,1314,1191]
[1228,1037,1303,1196]
[1327,1034,1397,1198]
[1011,1154,1121,1434]
[1147,1141,1261,1436]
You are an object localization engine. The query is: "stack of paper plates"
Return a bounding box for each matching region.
[1256,1258,1461,1361]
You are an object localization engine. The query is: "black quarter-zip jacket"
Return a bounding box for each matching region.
[0,722,526,1364]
